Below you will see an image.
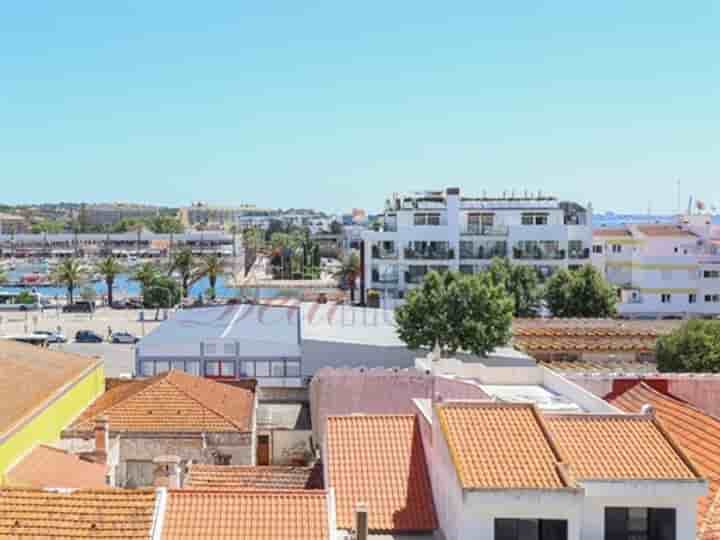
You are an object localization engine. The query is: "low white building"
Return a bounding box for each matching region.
[361,187,592,304]
[592,216,720,318]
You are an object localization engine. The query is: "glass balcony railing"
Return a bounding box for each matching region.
[371,270,399,284]
[371,246,398,259]
[512,248,566,260]
[404,248,455,260]
[460,247,507,259]
[568,248,590,260]
[462,224,509,236]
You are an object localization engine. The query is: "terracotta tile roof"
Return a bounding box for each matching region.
[436,402,571,490]
[607,383,720,540]
[593,227,632,237]
[326,415,437,533]
[69,370,254,433]
[539,358,659,374]
[515,335,657,353]
[0,341,101,437]
[0,488,156,538]
[636,224,696,237]
[5,445,107,489]
[545,413,699,480]
[185,463,323,489]
[512,318,681,336]
[162,489,329,540]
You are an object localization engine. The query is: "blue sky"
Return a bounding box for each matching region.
[1,2,718,213]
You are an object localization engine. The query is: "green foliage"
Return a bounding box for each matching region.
[333,252,360,301]
[31,220,65,234]
[15,290,36,305]
[144,275,181,308]
[0,268,6,285]
[171,248,197,297]
[544,265,617,317]
[657,320,720,373]
[395,270,513,357]
[147,215,184,234]
[200,254,224,299]
[52,258,86,303]
[95,256,125,305]
[486,257,541,317]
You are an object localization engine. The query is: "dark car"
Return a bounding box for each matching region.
[63,301,96,313]
[111,298,143,310]
[75,330,103,343]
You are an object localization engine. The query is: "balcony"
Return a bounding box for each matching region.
[404,272,426,284]
[460,246,507,259]
[568,248,590,260]
[404,247,455,260]
[461,224,509,236]
[513,248,566,260]
[371,246,398,259]
[371,269,399,284]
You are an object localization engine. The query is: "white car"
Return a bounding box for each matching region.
[111,332,140,344]
[32,330,67,344]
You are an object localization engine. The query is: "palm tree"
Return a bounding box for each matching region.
[131,262,159,306]
[172,248,196,298]
[52,258,86,304]
[334,252,361,303]
[95,256,125,307]
[201,254,224,300]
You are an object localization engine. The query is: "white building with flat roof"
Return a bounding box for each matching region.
[361,187,592,304]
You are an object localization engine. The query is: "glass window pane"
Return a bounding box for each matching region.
[171,360,185,372]
[223,343,235,355]
[285,361,300,377]
[141,361,154,376]
[628,508,648,532]
[186,361,200,376]
[271,361,285,377]
[206,361,219,376]
[495,520,517,540]
[649,509,676,540]
[517,519,539,540]
[155,361,170,374]
[541,520,568,540]
[255,361,269,377]
[605,508,629,540]
[241,361,255,377]
[220,360,235,377]
[205,343,217,355]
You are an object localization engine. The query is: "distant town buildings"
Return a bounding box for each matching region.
[362,187,592,304]
[0,212,28,234]
[73,203,160,228]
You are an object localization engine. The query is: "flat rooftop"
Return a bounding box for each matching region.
[479,384,584,413]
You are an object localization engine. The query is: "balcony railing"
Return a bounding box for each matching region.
[404,272,426,284]
[512,248,566,260]
[371,246,398,259]
[568,248,590,260]
[404,248,455,260]
[371,270,399,284]
[462,224,509,236]
[460,247,508,259]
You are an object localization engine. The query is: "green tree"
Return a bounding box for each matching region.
[486,257,541,317]
[0,268,6,285]
[544,265,617,318]
[52,258,86,304]
[657,320,720,373]
[131,262,159,306]
[147,215,184,234]
[395,270,513,357]
[200,254,224,300]
[333,252,361,303]
[95,256,125,306]
[144,275,181,310]
[31,220,64,234]
[15,290,36,305]
[172,248,196,297]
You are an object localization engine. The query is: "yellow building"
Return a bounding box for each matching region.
[0,341,104,484]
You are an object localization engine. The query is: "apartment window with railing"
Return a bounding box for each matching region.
[705,294,720,303]
[605,507,675,540]
[611,244,623,253]
[704,270,720,279]
[495,519,567,540]
[661,294,672,303]
[592,244,603,254]
[413,213,441,226]
[521,213,549,225]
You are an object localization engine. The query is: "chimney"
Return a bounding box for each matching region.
[641,404,656,419]
[94,416,109,459]
[354,503,368,540]
[153,455,182,489]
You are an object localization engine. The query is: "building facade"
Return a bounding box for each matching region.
[592,216,720,318]
[362,187,592,303]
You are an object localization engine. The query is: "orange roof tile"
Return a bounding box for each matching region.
[636,224,696,237]
[514,335,657,353]
[436,402,570,490]
[5,445,107,489]
[325,415,437,533]
[185,464,323,490]
[545,414,699,480]
[69,370,254,433]
[0,341,101,438]
[0,488,156,538]
[162,489,329,540]
[593,227,632,237]
[608,383,720,540]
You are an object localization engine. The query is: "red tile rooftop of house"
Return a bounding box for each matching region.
[5,444,107,489]
[607,382,720,540]
[325,414,437,533]
[185,463,323,490]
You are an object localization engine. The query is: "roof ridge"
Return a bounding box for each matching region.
[530,405,578,489]
[77,374,166,426]
[612,382,720,423]
[163,370,247,431]
[169,488,327,495]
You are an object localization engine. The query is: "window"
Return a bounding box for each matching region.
[155,361,170,374]
[220,360,235,377]
[521,213,549,226]
[186,361,200,376]
[611,244,622,253]
[141,361,155,377]
[495,519,567,540]
[255,361,270,377]
[704,270,720,279]
[593,245,603,254]
[705,294,720,303]
[172,360,185,372]
[605,507,676,540]
[689,294,697,304]
[413,213,441,226]
[223,343,236,355]
[286,361,300,377]
[240,361,255,377]
[204,343,217,355]
[205,361,219,376]
[661,294,671,303]
[271,361,285,377]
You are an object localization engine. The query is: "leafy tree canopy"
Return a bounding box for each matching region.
[657,320,720,373]
[486,257,541,317]
[544,265,617,317]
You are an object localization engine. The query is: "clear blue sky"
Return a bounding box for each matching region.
[1,2,718,213]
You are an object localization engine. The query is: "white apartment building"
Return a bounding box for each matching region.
[592,215,720,318]
[361,187,592,303]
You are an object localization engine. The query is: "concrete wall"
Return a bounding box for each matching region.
[271,430,313,465]
[302,340,418,377]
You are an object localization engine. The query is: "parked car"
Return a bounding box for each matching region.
[75,330,103,343]
[111,332,139,344]
[111,298,143,310]
[63,301,96,314]
[32,330,67,344]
